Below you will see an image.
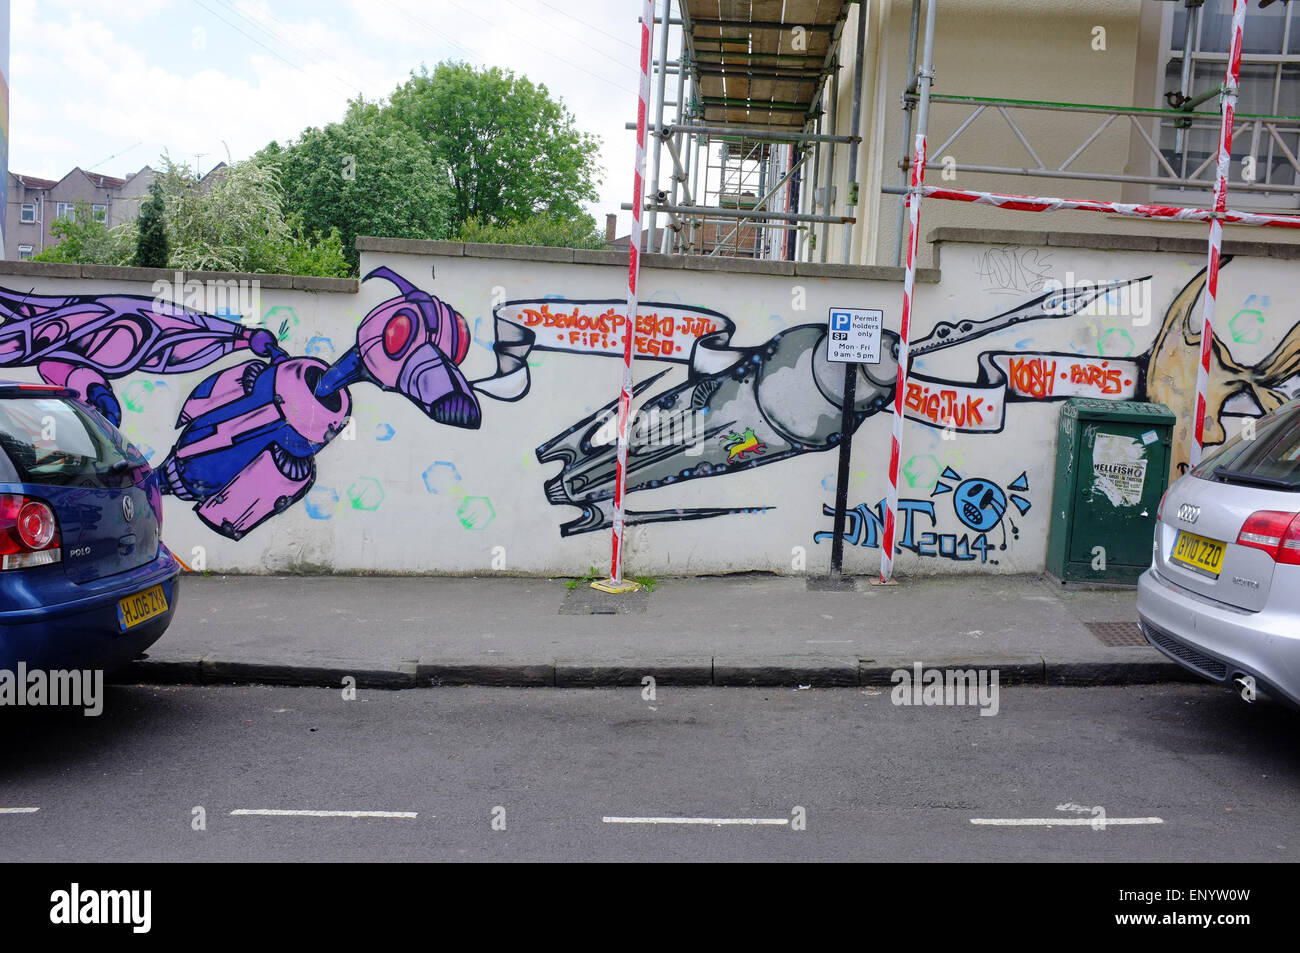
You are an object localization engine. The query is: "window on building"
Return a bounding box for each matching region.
[92,204,108,223]
[18,245,34,260]
[19,203,36,223]
[1157,0,1299,209]
[55,202,76,221]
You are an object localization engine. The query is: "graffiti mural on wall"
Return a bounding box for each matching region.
[813,469,1031,564]
[1146,257,1300,472]
[0,267,480,539]
[0,253,1291,547]
[521,279,1130,535]
[808,256,1300,556]
[885,255,1297,473]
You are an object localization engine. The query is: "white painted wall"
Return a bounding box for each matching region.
[1,233,1292,576]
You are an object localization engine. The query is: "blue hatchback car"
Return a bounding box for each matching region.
[0,381,180,673]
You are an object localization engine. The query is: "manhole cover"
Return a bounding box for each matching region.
[1085,621,1148,647]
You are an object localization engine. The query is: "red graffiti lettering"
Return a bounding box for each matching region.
[1007,356,1056,399]
[904,382,985,429]
[1068,360,1124,395]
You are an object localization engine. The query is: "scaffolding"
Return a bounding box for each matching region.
[879,0,1300,584]
[885,0,1300,264]
[626,1,863,261]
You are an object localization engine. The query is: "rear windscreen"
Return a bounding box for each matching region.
[1192,400,1300,488]
[0,397,147,488]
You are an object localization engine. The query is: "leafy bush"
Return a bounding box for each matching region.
[457,213,607,250]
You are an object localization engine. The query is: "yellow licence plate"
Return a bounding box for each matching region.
[118,585,168,630]
[1171,530,1225,577]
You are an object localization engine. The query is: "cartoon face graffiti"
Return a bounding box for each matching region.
[951,478,1008,533]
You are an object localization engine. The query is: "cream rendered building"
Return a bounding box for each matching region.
[804,0,1300,267]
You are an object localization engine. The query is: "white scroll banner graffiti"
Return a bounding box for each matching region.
[472,299,739,401]
[904,352,1143,433]
[471,298,1145,436]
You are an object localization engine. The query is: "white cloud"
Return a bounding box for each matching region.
[10,4,408,177]
[21,0,175,20]
[8,0,648,230]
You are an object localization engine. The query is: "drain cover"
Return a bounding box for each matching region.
[560,587,649,615]
[1085,621,1148,647]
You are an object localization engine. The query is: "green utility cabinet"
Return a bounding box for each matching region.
[1046,399,1176,584]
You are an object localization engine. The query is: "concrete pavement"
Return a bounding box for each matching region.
[114,572,1194,689]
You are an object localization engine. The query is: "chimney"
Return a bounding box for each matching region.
[606,213,617,245]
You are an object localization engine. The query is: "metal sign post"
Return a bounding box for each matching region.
[826,308,883,581]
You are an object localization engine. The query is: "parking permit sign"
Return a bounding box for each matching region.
[826,308,883,364]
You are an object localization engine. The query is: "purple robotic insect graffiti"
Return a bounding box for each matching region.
[0,267,478,540]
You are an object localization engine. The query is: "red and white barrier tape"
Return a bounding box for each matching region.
[916,186,1300,228]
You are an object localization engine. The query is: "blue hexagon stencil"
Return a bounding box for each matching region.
[306,336,336,359]
[305,486,340,520]
[422,461,462,494]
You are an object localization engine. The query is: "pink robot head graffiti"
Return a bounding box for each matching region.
[315,266,480,429]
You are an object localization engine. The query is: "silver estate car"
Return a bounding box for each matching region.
[1138,399,1300,708]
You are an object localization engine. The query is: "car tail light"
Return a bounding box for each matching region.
[0,495,62,570]
[1157,487,1170,521]
[1236,510,1300,565]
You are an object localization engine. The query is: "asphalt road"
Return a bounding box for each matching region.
[0,682,1295,862]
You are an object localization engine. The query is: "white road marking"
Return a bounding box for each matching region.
[603,816,789,826]
[230,809,418,819]
[0,807,39,814]
[970,817,1164,827]
[805,640,854,644]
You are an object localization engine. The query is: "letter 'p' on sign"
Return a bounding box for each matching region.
[826,307,883,364]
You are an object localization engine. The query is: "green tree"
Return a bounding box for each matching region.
[383,62,602,231]
[33,201,135,266]
[457,212,606,249]
[260,112,453,272]
[151,154,292,273]
[266,214,351,279]
[30,158,347,277]
[133,181,169,268]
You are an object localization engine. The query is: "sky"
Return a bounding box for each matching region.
[9,0,665,236]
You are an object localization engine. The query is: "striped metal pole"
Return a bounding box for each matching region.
[1191,0,1247,468]
[600,0,655,591]
[881,0,936,585]
[881,132,925,584]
